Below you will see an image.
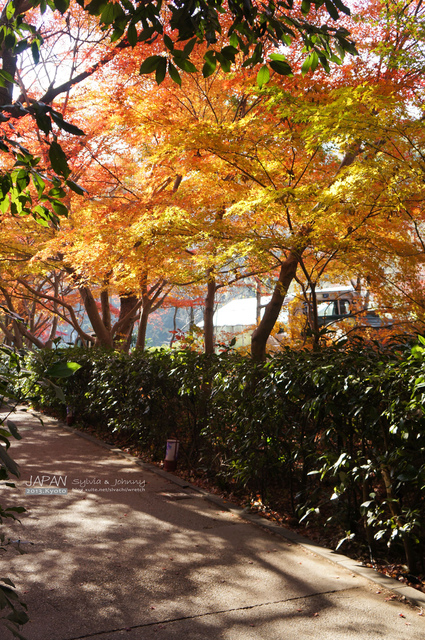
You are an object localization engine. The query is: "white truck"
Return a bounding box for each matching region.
[299,285,391,330]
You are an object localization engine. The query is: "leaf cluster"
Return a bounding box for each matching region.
[77,0,357,83]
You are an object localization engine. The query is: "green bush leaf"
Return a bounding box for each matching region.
[46,361,82,378]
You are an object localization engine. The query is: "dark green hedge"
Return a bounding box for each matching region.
[18,338,425,572]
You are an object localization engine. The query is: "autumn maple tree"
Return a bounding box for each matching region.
[4,0,425,358]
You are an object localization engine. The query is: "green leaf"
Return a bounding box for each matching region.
[216,53,231,73]
[139,55,163,74]
[127,23,137,47]
[155,57,167,84]
[6,3,15,19]
[0,197,9,213]
[163,34,174,51]
[32,205,51,221]
[15,169,30,193]
[173,56,197,73]
[0,578,16,587]
[31,40,40,65]
[4,33,16,50]
[301,0,311,15]
[325,0,340,21]
[0,69,15,88]
[333,0,351,14]
[6,421,21,441]
[256,65,270,87]
[269,59,293,76]
[50,112,85,136]
[168,62,181,86]
[101,1,124,25]
[221,45,238,60]
[51,200,68,217]
[35,112,52,135]
[48,140,70,179]
[0,446,20,477]
[4,621,28,640]
[138,26,156,42]
[46,361,82,378]
[201,63,214,77]
[13,39,29,55]
[31,173,46,197]
[110,25,125,43]
[301,50,319,75]
[202,50,216,77]
[66,179,87,195]
[6,609,29,625]
[269,53,287,62]
[183,36,197,57]
[204,50,216,64]
[33,215,49,226]
[48,185,66,197]
[53,0,70,13]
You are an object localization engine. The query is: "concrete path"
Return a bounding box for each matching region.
[1,406,425,640]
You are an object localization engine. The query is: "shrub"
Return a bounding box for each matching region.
[20,337,425,572]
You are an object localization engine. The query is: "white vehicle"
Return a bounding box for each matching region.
[196,286,393,350]
[306,286,391,329]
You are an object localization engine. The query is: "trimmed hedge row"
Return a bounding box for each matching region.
[18,338,425,572]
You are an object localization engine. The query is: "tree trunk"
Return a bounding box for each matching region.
[251,249,300,361]
[308,282,320,347]
[14,321,44,349]
[45,273,60,348]
[135,303,150,351]
[170,307,178,348]
[12,320,24,349]
[101,289,112,332]
[204,274,216,355]
[256,280,262,325]
[45,315,59,349]
[0,322,14,346]
[79,286,113,347]
[115,294,139,351]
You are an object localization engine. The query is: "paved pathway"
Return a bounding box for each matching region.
[1,406,425,639]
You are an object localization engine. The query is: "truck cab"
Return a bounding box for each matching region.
[315,288,356,327]
[305,286,392,330]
